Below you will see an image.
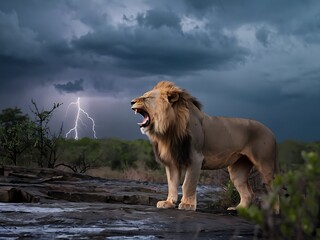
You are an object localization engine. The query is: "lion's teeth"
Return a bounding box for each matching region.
[135,109,137,115]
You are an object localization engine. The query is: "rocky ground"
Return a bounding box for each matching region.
[0,166,260,239]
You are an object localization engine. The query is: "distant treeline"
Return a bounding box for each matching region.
[55,138,157,173]
[278,140,320,171]
[0,105,319,174]
[1,134,319,174]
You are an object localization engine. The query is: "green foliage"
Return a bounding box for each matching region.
[0,105,157,173]
[56,138,157,173]
[102,139,135,171]
[239,152,320,239]
[0,108,34,165]
[0,103,159,174]
[278,140,320,171]
[224,181,240,208]
[144,146,160,170]
[58,137,102,172]
[212,180,240,210]
[0,102,64,167]
[101,139,152,171]
[0,107,29,127]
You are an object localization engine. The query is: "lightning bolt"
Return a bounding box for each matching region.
[65,97,97,140]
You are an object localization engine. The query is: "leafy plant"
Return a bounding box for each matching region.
[0,108,34,165]
[239,151,320,239]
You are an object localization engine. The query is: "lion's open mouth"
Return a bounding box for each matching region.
[133,108,150,128]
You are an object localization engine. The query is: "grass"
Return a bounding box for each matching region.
[87,166,167,183]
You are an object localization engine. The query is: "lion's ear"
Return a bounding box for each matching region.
[167,91,179,104]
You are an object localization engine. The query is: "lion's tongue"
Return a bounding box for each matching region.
[138,114,149,126]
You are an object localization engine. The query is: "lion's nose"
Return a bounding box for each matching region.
[131,100,136,106]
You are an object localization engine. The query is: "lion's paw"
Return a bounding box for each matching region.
[178,202,196,211]
[157,200,175,209]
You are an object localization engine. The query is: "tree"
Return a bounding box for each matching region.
[30,100,63,168]
[0,107,33,165]
[0,107,28,128]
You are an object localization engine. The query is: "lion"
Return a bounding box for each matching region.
[131,81,279,213]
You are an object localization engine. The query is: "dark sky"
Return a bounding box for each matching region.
[0,0,319,142]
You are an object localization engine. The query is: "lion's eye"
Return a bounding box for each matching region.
[144,96,154,101]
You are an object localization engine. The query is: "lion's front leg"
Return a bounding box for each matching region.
[157,164,180,209]
[179,152,203,211]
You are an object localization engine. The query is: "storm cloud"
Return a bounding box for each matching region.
[72,24,248,75]
[0,0,319,141]
[54,79,84,93]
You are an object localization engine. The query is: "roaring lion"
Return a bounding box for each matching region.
[131,81,279,212]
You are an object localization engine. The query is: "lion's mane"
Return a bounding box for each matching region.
[147,81,202,168]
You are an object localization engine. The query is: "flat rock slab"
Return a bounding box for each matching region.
[0,166,259,239]
[0,202,256,239]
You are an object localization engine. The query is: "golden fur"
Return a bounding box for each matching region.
[131,81,279,212]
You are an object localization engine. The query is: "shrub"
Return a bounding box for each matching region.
[239,152,320,239]
[213,180,240,210]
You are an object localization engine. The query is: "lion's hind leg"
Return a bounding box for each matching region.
[227,155,254,211]
[256,163,280,214]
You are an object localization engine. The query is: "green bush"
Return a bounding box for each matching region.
[214,180,240,210]
[239,152,320,239]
